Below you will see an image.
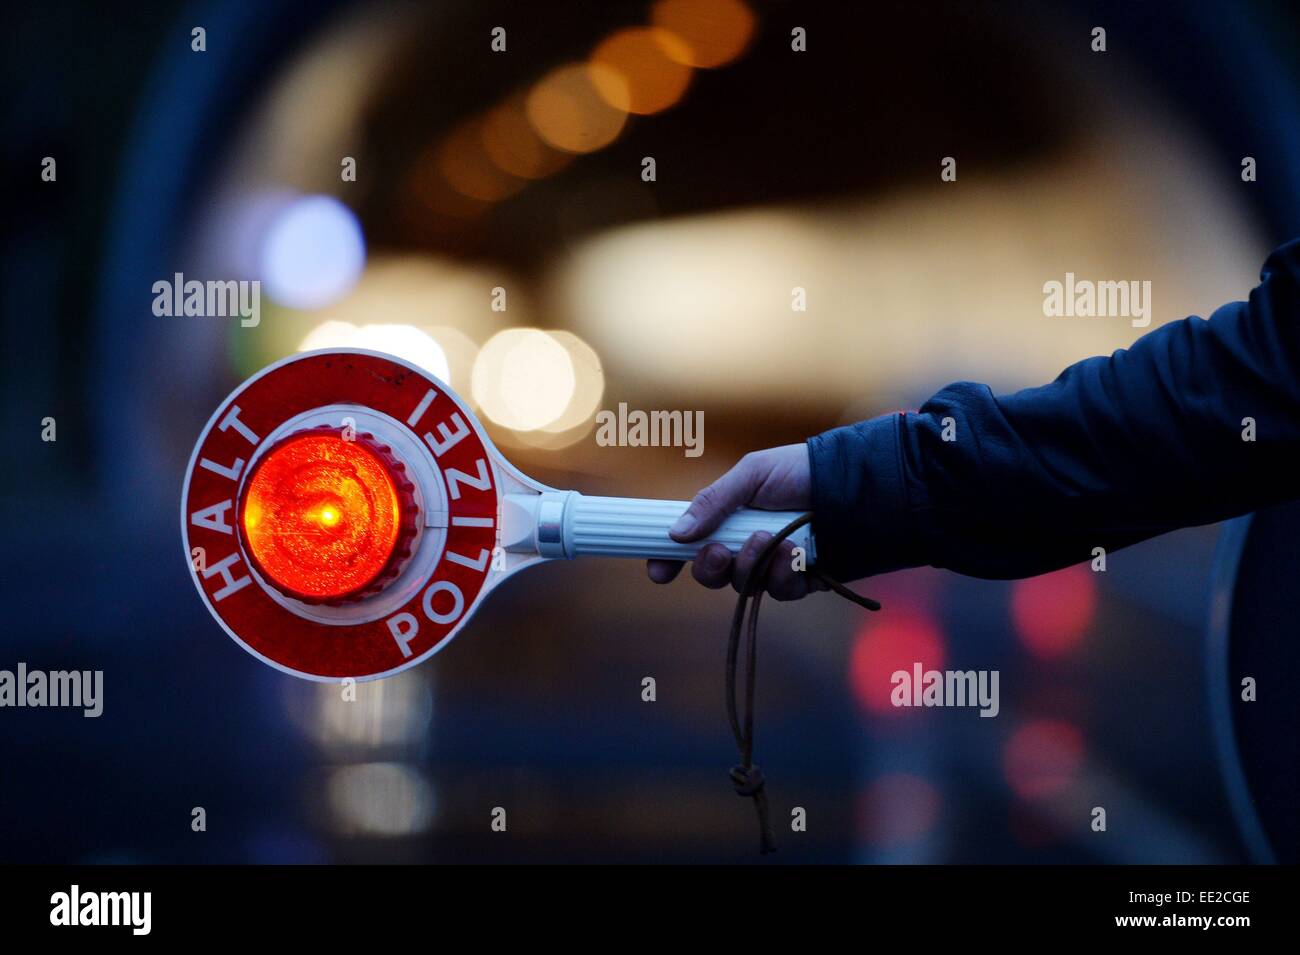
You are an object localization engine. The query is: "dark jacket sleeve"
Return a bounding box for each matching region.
[807,238,1300,581]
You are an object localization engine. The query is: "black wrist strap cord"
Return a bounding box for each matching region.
[725,512,881,855]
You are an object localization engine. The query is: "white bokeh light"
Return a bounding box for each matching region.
[261,195,366,309]
[299,321,451,382]
[472,329,576,431]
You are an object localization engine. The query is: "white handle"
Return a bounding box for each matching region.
[506,492,815,561]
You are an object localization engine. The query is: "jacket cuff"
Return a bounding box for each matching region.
[806,413,923,580]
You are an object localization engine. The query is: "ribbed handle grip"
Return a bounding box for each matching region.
[565,494,814,561]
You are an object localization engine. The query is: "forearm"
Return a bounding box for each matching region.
[809,239,1300,581]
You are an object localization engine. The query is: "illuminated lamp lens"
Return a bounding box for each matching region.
[240,433,404,601]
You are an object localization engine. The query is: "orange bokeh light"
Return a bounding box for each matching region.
[437,121,526,203]
[590,27,694,115]
[652,0,756,69]
[481,96,573,181]
[526,62,629,154]
[240,432,405,602]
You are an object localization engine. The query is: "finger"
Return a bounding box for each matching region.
[765,540,809,601]
[669,453,764,541]
[646,559,684,584]
[730,532,773,594]
[691,543,734,589]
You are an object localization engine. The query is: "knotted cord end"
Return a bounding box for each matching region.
[724,511,879,857]
[731,764,777,854]
[730,763,766,796]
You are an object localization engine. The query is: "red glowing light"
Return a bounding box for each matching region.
[1002,718,1086,800]
[849,608,947,716]
[1010,565,1096,658]
[239,431,412,602]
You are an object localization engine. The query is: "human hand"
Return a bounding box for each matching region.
[646,443,822,600]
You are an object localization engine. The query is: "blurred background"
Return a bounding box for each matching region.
[3,0,1298,863]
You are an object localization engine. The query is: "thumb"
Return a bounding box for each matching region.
[669,453,764,541]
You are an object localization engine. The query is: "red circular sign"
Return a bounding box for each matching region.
[182,350,499,680]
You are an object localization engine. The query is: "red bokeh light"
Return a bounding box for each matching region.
[1010,565,1096,658]
[849,608,947,715]
[1002,718,1086,800]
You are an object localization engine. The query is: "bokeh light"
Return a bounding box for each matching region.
[326,762,435,836]
[406,141,493,223]
[438,121,526,203]
[539,331,604,433]
[1010,565,1097,658]
[508,331,605,451]
[1003,718,1086,800]
[652,0,756,69]
[589,27,694,116]
[260,194,365,308]
[849,608,947,716]
[481,95,573,181]
[299,321,451,382]
[526,63,629,154]
[859,773,942,847]
[286,670,433,749]
[472,329,577,431]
